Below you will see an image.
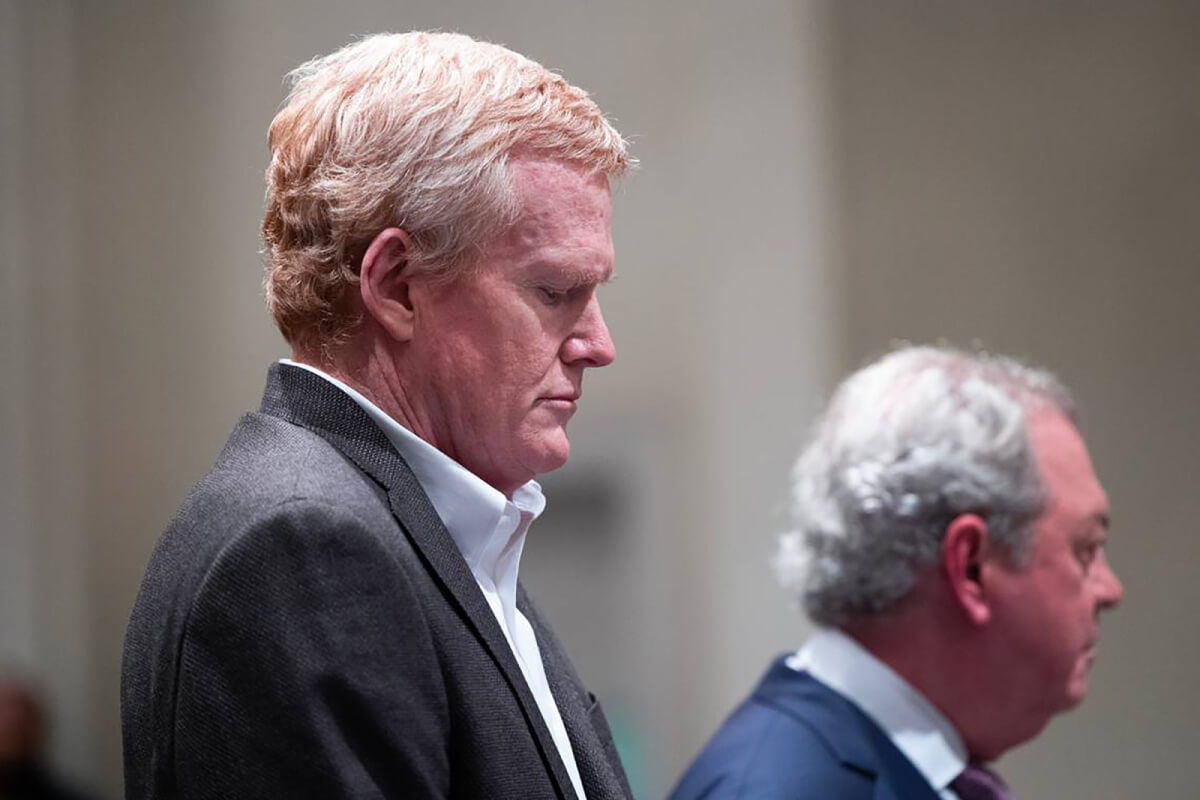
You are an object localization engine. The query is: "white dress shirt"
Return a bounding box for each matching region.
[282,360,587,800]
[788,628,968,800]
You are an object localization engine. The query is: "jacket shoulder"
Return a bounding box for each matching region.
[670,666,875,799]
[121,413,431,798]
[124,413,398,652]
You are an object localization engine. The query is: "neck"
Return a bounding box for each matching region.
[292,337,434,448]
[291,338,525,499]
[843,584,1030,762]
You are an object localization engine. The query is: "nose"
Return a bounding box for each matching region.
[1094,552,1124,612]
[561,294,615,368]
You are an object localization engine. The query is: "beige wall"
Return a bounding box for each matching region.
[832,3,1200,797]
[5,1,834,796]
[2,0,93,785]
[2,2,1196,798]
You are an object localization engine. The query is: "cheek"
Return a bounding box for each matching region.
[506,337,567,388]
[997,584,1073,658]
[1049,569,1094,629]
[432,320,517,382]
[1030,592,1093,673]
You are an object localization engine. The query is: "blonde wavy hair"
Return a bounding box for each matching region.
[261,31,632,359]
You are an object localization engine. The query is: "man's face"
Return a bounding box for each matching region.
[405,157,615,496]
[987,408,1124,727]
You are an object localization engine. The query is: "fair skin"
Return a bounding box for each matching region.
[314,155,616,497]
[850,406,1123,761]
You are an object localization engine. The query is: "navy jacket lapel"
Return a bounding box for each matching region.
[863,716,946,800]
[260,363,579,800]
[755,658,942,800]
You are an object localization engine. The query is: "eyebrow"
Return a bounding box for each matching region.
[1077,512,1110,542]
[526,262,615,289]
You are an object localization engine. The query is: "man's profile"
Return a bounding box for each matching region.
[671,345,1123,799]
[121,31,633,800]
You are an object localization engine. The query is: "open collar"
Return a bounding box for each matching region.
[258,361,580,800]
[753,654,944,800]
[790,629,967,794]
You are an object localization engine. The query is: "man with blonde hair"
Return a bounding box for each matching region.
[672,345,1123,799]
[122,32,633,799]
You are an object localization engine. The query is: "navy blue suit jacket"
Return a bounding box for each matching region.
[670,656,941,799]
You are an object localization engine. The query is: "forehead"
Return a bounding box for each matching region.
[485,157,614,276]
[1028,407,1108,530]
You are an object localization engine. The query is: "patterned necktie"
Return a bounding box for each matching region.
[951,762,1011,800]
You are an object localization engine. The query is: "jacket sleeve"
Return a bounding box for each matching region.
[172,497,450,799]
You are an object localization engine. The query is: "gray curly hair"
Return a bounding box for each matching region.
[775,345,1077,627]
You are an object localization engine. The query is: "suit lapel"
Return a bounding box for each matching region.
[863,717,945,800]
[519,587,633,800]
[755,661,941,800]
[260,363,578,800]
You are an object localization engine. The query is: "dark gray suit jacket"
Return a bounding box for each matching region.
[121,363,632,800]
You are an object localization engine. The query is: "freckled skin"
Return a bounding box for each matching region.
[402,157,616,497]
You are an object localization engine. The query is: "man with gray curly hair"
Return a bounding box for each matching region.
[122,32,633,799]
[672,345,1123,799]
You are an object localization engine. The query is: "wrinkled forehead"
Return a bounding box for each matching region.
[484,157,614,269]
[508,156,613,215]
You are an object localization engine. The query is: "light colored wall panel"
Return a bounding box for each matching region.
[2,0,93,789]
[61,2,838,796]
[833,3,1200,796]
[1,0,38,675]
[18,3,1190,798]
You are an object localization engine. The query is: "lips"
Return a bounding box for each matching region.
[539,389,581,403]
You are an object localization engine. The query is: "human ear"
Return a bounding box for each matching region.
[942,513,992,626]
[359,227,417,342]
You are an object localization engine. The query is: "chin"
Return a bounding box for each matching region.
[1064,680,1089,709]
[527,435,571,476]
[1055,670,1090,712]
[1074,651,1097,689]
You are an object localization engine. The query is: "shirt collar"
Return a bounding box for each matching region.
[788,628,968,792]
[279,360,546,577]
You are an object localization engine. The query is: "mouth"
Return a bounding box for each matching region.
[538,395,579,410]
[540,388,581,402]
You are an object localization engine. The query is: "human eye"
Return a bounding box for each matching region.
[1074,540,1101,572]
[537,286,568,306]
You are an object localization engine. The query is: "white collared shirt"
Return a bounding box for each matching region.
[282,360,587,800]
[787,628,968,800]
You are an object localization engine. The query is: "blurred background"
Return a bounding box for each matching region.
[2,0,1197,797]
